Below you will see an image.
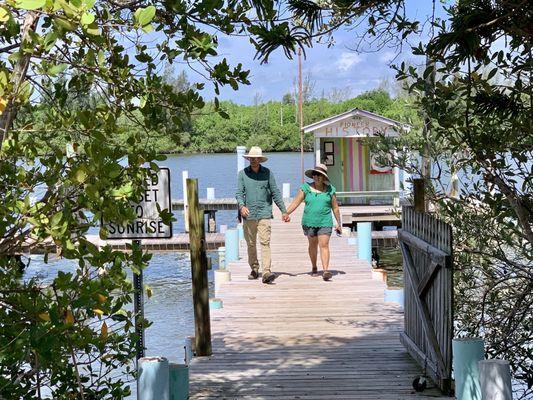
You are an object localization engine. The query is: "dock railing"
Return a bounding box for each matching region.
[336,190,401,206]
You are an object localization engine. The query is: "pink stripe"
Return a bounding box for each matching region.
[349,140,354,190]
[358,141,363,190]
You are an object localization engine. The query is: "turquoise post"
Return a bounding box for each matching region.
[225,229,239,263]
[384,288,404,309]
[169,363,189,400]
[237,224,244,241]
[209,298,223,310]
[452,338,484,400]
[138,357,169,400]
[357,222,372,264]
[236,146,246,173]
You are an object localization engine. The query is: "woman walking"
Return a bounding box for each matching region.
[284,164,342,281]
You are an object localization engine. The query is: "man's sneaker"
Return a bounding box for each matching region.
[248,270,259,280]
[322,271,332,281]
[262,272,275,284]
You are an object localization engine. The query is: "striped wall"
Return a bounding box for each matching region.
[321,138,394,203]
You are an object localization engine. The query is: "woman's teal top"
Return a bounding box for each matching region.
[300,183,336,227]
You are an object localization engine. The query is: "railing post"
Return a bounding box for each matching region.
[186,178,212,356]
[236,146,246,173]
[357,222,372,264]
[225,229,239,263]
[282,183,290,199]
[182,171,189,232]
[393,165,400,207]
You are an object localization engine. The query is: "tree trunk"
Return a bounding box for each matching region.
[0,11,39,147]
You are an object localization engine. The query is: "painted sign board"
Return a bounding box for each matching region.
[103,168,172,239]
[315,116,399,138]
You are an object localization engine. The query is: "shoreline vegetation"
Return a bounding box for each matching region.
[20,87,421,155]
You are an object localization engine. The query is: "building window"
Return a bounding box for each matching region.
[323,141,334,166]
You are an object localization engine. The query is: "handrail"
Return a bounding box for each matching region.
[336,190,400,198]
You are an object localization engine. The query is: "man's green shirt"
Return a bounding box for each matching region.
[236,165,287,220]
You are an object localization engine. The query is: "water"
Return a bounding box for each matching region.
[160,152,316,232]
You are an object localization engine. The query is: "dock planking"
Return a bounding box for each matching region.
[188,207,451,399]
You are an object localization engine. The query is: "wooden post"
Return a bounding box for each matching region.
[186,178,212,356]
[182,171,189,232]
[413,178,425,212]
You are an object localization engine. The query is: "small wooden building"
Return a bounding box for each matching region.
[303,109,409,205]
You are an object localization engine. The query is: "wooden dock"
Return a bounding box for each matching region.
[188,207,451,399]
[85,233,226,251]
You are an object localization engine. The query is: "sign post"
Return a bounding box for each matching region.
[103,168,172,362]
[132,239,145,361]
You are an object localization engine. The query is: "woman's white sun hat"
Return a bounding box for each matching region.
[243,146,268,163]
[305,163,329,181]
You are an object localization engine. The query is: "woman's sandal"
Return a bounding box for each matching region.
[311,267,318,276]
[322,270,332,281]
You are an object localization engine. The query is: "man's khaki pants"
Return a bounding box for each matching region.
[243,219,271,273]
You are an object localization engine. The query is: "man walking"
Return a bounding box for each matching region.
[236,146,288,284]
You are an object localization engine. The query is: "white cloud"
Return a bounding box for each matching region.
[379,51,397,63]
[335,52,364,72]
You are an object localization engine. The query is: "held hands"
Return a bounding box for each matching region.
[335,224,342,235]
[240,206,250,218]
[282,213,291,222]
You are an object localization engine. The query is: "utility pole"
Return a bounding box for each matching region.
[298,48,304,182]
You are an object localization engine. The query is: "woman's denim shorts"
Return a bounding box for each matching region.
[302,225,332,237]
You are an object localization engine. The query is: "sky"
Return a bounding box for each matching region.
[178,1,450,105]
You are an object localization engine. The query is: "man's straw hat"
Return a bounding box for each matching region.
[243,146,268,163]
[305,163,329,181]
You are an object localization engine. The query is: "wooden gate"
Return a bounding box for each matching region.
[399,206,453,393]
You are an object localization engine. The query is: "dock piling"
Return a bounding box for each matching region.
[225,229,239,263]
[478,359,512,400]
[214,269,231,296]
[169,363,189,400]
[138,357,170,400]
[452,337,484,400]
[217,246,225,269]
[357,222,372,264]
[182,171,189,232]
[282,183,290,199]
[237,146,246,173]
[186,178,212,356]
[413,178,425,212]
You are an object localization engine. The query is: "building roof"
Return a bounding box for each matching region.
[303,108,410,134]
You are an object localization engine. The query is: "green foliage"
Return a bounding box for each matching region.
[19,87,419,154]
[0,1,324,397]
[394,3,531,396]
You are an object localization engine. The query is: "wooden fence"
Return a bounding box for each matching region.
[399,206,453,394]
